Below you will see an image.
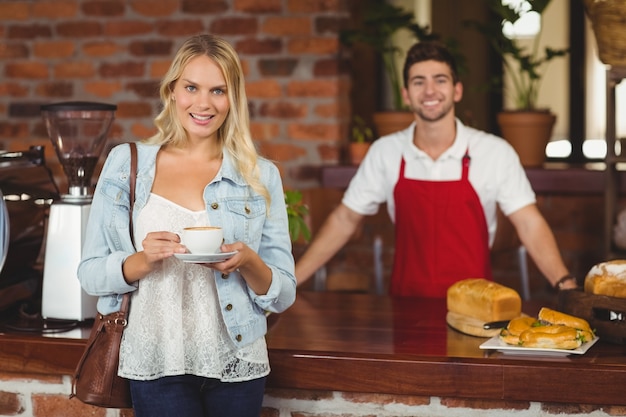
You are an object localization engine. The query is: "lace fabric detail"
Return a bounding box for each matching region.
[118,193,269,382]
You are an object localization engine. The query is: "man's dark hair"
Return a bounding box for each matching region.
[403,41,459,87]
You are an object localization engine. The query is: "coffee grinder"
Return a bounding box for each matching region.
[40,101,116,321]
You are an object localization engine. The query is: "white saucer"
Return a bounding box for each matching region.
[174,251,237,264]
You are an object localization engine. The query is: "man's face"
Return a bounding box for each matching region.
[402,60,463,123]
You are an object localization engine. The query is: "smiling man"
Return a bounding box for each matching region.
[295,41,577,297]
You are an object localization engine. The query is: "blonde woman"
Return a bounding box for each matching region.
[78,34,296,417]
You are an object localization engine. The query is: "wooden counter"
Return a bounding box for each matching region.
[319,163,613,194]
[2,291,626,406]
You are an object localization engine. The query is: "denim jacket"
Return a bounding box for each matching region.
[78,142,296,347]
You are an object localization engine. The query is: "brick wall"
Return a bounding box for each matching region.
[3,375,626,417]
[0,0,350,190]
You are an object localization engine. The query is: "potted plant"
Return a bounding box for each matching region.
[285,190,311,243]
[348,115,375,165]
[339,1,428,137]
[466,0,569,166]
[340,1,467,137]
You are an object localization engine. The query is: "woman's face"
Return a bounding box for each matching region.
[171,55,230,142]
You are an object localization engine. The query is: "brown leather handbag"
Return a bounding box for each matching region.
[70,142,138,408]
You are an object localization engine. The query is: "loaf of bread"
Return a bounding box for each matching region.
[584,260,626,298]
[446,278,522,323]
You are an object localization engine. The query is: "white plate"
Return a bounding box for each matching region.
[174,251,237,264]
[479,335,599,356]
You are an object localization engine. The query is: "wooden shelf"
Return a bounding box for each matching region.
[604,66,626,258]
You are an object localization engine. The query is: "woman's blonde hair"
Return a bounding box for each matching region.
[145,34,269,205]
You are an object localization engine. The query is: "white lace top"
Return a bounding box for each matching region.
[118,193,269,382]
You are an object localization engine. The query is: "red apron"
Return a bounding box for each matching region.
[390,151,491,297]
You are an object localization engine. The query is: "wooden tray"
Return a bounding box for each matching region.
[446,311,502,338]
[558,289,626,345]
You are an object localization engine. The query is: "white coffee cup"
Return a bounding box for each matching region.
[181,226,223,254]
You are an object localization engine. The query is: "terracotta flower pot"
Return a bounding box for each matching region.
[497,110,556,167]
[372,111,414,137]
[348,142,371,165]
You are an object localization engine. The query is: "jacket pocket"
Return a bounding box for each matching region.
[224,196,265,247]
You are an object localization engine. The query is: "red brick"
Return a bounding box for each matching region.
[288,37,339,54]
[0,390,22,415]
[82,0,125,16]
[53,61,96,78]
[258,142,307,162]
[82,41,122,57]
[264,388,334,400]
[262,17,311,36]
[210,17,258,35]
[604,405,626,415]
[33,394,107,417]
[315,101,349,119]
[99,61,146,78]
[56,21,103,37]
[259,406,280,417]
[131,122,157,139]
[84,80,123,98]
[5,62,49,79]
[441,396,529,410]
[258,58,297,77]
[129,39,173,56]
[103,20,154,37]
[35,81,74,97]
[314,58,348,77]
[316,16,348,34]
[116,101,154,118]
[259,101,307,118]
[287,80,340,97]
[155,19,205,37]
[250,122,280,141]
[0,82,28,97]
[150,60,171,78]
[287,0,345,13]
[181,0,228,14]
[246,80,282,98]
[0,42,28,59]
[288,123,342,141]
[0,121,28,138]
[126,80,160,98]
[130,0,179,17]
[234,0,281,13]
[7,24,52,39]
[33,41,75,58]
[0,2,30,20]
[9,102,47,118]
[541,402,603,414]
[32,1,78,18]
[235,38,282,54]
[342,392,430,406]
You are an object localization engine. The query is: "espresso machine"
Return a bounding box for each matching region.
[0,146,58,314]
[40,102,116,321]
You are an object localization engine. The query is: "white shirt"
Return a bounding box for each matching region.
[342,119,536,247]
[118,193,269,382]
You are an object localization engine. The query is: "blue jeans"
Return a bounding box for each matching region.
[129,375,267,417]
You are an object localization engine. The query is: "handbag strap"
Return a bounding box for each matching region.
[120,142,138,315]
[128,142,137,247]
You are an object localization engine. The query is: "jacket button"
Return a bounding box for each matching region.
[210,202,219,209]
[236,334,242,342]
[221,273,229,279]
[245,205,250,214]
[226,304,233,311]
